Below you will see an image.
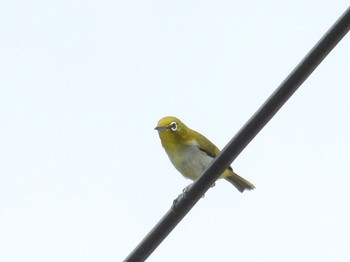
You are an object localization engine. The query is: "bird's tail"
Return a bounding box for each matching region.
[224,172,255,193]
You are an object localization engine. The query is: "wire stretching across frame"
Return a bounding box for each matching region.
[124,7,350,262]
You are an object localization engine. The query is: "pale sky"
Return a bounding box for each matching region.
[1,1,350,262]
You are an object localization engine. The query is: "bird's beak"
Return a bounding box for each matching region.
[154,126,168,131]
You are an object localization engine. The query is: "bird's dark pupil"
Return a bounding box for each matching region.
[170,122,177,131]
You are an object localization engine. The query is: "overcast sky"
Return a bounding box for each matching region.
[1,1,350,262]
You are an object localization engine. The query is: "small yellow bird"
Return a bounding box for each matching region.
[155,116,255,193]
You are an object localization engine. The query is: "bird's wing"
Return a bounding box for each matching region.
[192,130,221,159]
[193,130,236,175]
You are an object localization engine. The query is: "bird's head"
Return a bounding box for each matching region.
[155,116,189,144]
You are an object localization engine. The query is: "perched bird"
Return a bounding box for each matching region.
[155,116,255,193]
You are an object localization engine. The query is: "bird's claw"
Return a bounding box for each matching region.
[172,182,213,211]
[182,183,192,194]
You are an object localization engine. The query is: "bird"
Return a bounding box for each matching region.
[155,116,255,193]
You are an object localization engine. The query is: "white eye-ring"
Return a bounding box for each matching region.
[169,121,178,131]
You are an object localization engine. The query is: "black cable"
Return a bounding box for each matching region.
[124,7,350,262]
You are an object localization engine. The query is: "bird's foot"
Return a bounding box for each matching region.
[182,184,191,194]
[172,182,213,211]
[184,182,207,198]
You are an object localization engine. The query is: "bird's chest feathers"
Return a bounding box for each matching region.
[164,140,214,180]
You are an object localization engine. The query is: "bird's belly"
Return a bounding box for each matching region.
[171,146,214,181]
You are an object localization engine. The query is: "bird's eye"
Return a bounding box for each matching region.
[169,122,178,131]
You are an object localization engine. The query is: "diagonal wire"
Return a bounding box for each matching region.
[124,6,350,262]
